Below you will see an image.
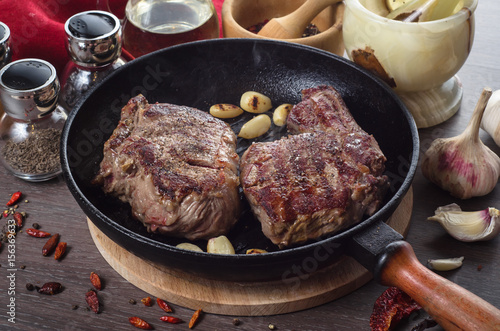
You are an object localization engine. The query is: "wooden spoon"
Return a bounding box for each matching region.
[257,0,342,39]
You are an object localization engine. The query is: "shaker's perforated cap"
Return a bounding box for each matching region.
[64,10,122,67]
[0,58,60,120]
[68,12,116,39]
[1,60,52,90]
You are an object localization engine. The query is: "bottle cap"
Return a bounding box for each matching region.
[0,59,60,121]
[65,10,122,68]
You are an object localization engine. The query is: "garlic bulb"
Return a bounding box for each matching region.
[428,256,464,271]
[480,89,500,147]
[428,203,500,242]
[421,88,500,199]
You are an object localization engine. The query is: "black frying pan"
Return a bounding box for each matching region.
[61,39,500,328]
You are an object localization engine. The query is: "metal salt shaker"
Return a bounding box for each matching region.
[0,21,11,69]
[60,10,125,112]
[0,59,67,181]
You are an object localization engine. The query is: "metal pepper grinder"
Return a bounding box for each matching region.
[0,59,67,182]
[59,10,126,112]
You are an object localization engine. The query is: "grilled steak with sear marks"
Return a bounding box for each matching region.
[93,95,240,241]
[240,85,389,247]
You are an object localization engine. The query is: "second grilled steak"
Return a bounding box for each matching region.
[240,85,389,247]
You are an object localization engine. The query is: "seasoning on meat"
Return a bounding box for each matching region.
[93,95,241,241]
[240,85,389,247]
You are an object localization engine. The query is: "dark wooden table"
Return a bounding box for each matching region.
[1,1,499,330]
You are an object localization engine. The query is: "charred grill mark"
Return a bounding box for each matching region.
[154,168,202,200]
[139,145,156,166]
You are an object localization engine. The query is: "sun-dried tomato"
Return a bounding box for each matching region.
[90,272,102,291]
[370,287,421,331]
[86,290,100,314]
[157,298,173,313]
[160,315,183,324]
[129,316,153,329]
[189,308,202,329]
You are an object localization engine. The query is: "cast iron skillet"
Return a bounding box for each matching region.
[61,39,500,328]
[62,38,415,280]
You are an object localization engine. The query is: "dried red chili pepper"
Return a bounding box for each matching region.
[37,282,63,295]
[156,298,173,313]
[370,287,421,331]
[90,272,102,291]
[54,242,67,260]
[2,210,10,218]
[160,316,183,324]
[85,290,100,314]
[129,316,153,329]
[26,228,51,238]
[141,296,153,307]
[189,308,202,329]
[42,233,60,256]
[6,191,21,206]
[13,212,23,228]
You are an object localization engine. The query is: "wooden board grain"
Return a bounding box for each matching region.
[88,188,413,316]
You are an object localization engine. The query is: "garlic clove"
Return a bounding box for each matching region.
[428,203,500,242]
[176,242,203,252]
[386,0,462,22]
[428,256,464,271]
[480,89,500,147]
[385,0,408,12]
[421,88,500,199]
[207,235,235,254]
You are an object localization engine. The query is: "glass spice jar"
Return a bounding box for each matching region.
[59,10,126,113]
[0,59,68,182]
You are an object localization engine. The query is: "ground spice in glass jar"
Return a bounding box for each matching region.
[1,128,61,175]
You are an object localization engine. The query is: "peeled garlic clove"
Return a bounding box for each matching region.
[428,256,464,271]
[421,88,500,199]
[386,0,409,12]
[176,242,203,252]
[240,91,272,114]
[273,103,293,127]
[210,103,244,119]
[428,203,500,242]
[238,114,272,139]
[386,0,462,22]
[480,89,500,147]
[207,235,235,254]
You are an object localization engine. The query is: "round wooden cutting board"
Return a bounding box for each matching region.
[88,188,413,316]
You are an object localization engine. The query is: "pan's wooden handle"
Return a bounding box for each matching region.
[377,241,500,330]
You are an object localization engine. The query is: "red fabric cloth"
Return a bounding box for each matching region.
[1,0,224,78]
